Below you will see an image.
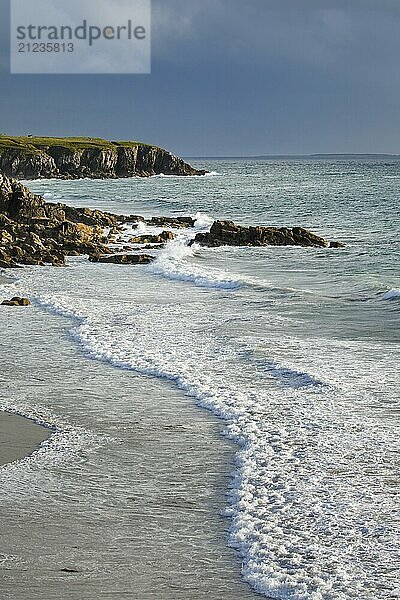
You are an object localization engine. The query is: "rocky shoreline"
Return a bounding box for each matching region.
[0,173,344,275]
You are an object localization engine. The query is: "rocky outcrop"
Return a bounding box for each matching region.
[192,220,344,249]
[0,174,192,268]
[130,231,175,244]
[145,216,195,228]
[1,174,345,274]
[0,174,202,269]
[1,296,31,306]
[89,253,155,265]
[0,173,115,267]
[0,136,207,180]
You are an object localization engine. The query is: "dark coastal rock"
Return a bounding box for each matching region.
[63,206,118,228]
[130,231,175,244]
[89,253,155,265]
[145,216,195,228]
[122,215,145,225]
[0,174,114,268]
[60,568,80,574]
[192,220,343,249]
[0,147,57,179]
[109,227,124,236]
[0,136,207,180]
[142,244,166,250]
[0,246,20,268]
[1,296,31,306]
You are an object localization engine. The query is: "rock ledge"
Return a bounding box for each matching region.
[192,220,344,248]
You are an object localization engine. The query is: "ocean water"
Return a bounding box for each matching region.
[1,158,399,599]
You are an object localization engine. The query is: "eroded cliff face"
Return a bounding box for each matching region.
[0,139,206,179]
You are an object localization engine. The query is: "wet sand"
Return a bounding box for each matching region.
[1,274,51,465]
[0,411,51,466]
[0,304,259,599]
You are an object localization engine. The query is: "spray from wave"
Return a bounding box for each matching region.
[126,211,243,290]
[144,213,315,295]
[147,237,243,290]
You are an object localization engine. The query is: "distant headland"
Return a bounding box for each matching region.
[0,135,207,180]
[185,153,400,160]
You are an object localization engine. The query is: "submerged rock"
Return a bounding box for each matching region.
[145,216,196,228]
[1,296,31,306]
[122,215,145,225]
[88,253,155,265]
[130,231,175,244]
[192,220,343,249]
[60,568,80,574]
[142,244,166,250]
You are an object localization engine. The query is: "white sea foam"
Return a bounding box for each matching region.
[114,216,337,296]
[0,396,105,493]
[112,213,245,290]
[193,211,214,229]
[142,227,310,295]
[15,263,398,600]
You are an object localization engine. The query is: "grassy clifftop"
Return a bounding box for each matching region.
[0,135,158,154]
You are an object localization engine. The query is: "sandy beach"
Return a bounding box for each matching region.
[0,411,51,467]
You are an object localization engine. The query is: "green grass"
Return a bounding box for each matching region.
[112,140,159,149]
[0,135,160,153]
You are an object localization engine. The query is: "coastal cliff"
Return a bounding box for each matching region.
[0,136,206,179]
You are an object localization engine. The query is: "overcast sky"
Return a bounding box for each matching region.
[1,0,400,156]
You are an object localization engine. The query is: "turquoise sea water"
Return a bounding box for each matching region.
[1,158,399,599]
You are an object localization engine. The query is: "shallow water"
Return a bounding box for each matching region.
[1,158,399,599]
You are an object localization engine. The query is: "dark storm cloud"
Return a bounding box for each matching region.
[153,0,400,79]
[1,0,400,154]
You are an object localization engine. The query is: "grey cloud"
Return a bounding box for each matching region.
[152,0,400,73]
